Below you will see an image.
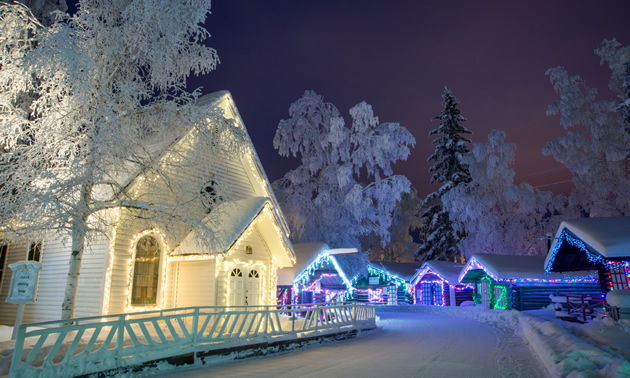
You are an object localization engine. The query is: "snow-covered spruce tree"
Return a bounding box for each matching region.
[544,39,630,217]
[443,130,567,259]
[272,90,415,250]
[0,1,243,321]
[417,88,472,262]
[360,186,424,262]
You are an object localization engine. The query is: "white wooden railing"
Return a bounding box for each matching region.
[10,301,375,377]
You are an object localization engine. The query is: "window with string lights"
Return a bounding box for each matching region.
[131,235,162,305]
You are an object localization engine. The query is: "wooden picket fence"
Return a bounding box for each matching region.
[10,301,376,377]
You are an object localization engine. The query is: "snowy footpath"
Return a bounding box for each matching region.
[146,308,547,378]
[141,305,630,378]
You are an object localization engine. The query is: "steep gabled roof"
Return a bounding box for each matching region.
[174,197,269,254]
[412,260,466,286]
[173,197,295,267]
[545,217,630,273]
[95,91,228,202]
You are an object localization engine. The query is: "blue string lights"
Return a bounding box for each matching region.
[545,229,608,274]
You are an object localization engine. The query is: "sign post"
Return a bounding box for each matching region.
[6,261,43,340]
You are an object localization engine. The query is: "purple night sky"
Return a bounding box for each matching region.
[195,1,630,198]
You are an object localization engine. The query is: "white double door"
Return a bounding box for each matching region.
[228,266,262,306]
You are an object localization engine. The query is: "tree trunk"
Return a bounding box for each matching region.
[62,183,90,324]
[61,223,85,323]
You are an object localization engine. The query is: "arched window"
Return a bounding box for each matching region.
[131,235,161,305]
[230,268,243,277]
[248,270,259,278]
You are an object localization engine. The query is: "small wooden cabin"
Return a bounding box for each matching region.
[459,253,600,311]
[544,217,630,319]
[0,91,296,325]
[354,262,416,305]
[411,260,473,306]
[276,242,359,305]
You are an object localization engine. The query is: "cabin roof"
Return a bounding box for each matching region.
[459,253,591,283]
[370,261,418,282]
[413,260,466,285]
[277,243,363,286]
[545,217,630,273]
[277,242,329,286]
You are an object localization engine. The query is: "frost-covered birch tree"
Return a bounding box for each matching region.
[543,39,630,217]
[272,90,415,249]
[443,130,566,258]
[417,88,472,262]
[360,186,424,262]
[0,1,243,321]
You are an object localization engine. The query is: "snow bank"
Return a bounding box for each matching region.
[376,305,630,377]
[606,289,630,308]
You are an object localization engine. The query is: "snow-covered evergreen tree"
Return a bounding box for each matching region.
[443,130,566,259]
[273,90,415,249]
[0,1,242,321]
[544,39,630,217]
[417,88,472,262]
[360,186,424,262]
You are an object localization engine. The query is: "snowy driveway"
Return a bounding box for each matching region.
[148,311,548,378]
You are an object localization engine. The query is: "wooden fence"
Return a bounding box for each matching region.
[10,301,375,377]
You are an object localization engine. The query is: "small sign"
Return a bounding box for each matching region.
[6,261,43,305]
[369,276,380,285]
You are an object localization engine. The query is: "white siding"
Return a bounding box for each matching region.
[22,234,108,323]
[217,224,273,307]
[174,260,216,307]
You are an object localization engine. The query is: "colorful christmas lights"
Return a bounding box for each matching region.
[545,229,608,274]
[461,256,599,285]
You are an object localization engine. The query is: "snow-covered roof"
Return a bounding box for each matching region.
[174,197,270,255]
[95,91,228,202]
[334,254,369,283]
[547,217,630,263]
[459,253,591,283]
[277,242,330,286]
[370,261,418,282]
[412,260,466,286]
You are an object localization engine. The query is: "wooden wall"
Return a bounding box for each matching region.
[511,282,602,311]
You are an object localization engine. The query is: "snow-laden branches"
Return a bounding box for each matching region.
[418,88,472,262]
[543,39,630,217]
[273,90,415,249]
[0,0,239,320]
[443,130,566,259]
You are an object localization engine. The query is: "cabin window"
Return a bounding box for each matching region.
[387,283,397,305]
[610,265,629,290]
[131,235,161,305]
[494,286,507,309]
[28,242,42,262]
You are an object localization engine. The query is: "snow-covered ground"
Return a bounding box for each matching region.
[142,305,630,378]
[146,309,545,378]
[1,305,629,377]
